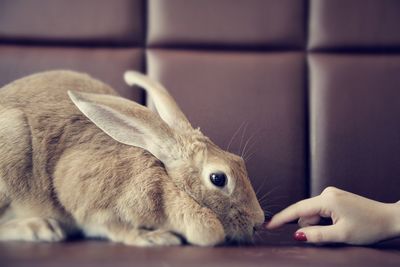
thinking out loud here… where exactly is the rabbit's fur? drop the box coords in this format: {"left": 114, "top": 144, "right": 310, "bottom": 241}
{"left": 0, "top": 70, "right": 264, "bottom": 246}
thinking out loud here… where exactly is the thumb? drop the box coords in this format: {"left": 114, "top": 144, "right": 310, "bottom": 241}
{"left": 294, "top": 225, "right": 344, "bottom": 243}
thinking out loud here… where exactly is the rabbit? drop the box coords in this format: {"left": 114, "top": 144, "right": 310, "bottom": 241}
{"left": 0, "top": 70, "right": 264, "bottom": 246}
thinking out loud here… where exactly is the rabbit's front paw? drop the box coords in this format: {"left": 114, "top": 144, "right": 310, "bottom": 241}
{"left": 124, "top": 229, "right": 182, "bottom": 247}
{"left": 185, "top": 211, "right": 225, "bottom": 246}
{"left": 0, "top": 217, "right": 66, "bottom": 242}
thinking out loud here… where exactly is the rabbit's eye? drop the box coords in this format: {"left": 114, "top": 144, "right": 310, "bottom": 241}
{"left": 210, "top": 172, "right": 227, "bottom": 187}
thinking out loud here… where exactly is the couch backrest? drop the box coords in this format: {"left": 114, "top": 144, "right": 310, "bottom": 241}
{"left": 1, "top": 0, "right": 399, "bottom": 214}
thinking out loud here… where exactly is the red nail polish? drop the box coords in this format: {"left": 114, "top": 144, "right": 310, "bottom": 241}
{"left": 294, "top": 232, "right": 307, "bottom": 242}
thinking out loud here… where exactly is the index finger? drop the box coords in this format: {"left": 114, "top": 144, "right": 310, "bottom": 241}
{"left": 266, "top": 196, "right": 325, "bottom": 229}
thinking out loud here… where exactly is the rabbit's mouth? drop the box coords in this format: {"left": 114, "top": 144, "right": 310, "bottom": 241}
{"left": 223, "top": 224, "right": 255, "bottom": 246}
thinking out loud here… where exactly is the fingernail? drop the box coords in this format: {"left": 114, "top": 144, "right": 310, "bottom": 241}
{"left": 294, "top": 232, "right": 307, "bottom": 242}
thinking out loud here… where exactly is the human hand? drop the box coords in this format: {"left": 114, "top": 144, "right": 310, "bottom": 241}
{"left": 266, "top": 187, "right": 400, "bottom": 245}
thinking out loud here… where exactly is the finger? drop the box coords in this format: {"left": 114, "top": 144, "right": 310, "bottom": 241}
{"left": 266, "top": 196, "right": 323, "bottom": 229}
{"left": 295, "top": 225, "right": 343, "bottom": 243}
{"left": 298, "top": 215, "right": 321, "bottom": 228}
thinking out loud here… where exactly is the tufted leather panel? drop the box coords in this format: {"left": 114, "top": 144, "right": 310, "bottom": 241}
{"left": 310, "top": 54, "right": 400, "bottom": 202}
{"left": 308, "top": 0, "right": 400, "bottom": 202}
{"left": 309, "top": 0, "right": 400, "bottom": 50}
{"left": 0, "top": 46, "right": 144, "bottom": 100}
{"left": 147, "top": 50, "right": 307, "bottom": 212}
{"left": 0, "top": 0, "right": 144, "bottom": 45}
{"left": 147, "top": 0, "right": 306, "bottom": 48}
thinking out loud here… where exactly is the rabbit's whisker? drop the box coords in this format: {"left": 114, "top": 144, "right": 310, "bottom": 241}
{"left": 257, "top": 185, "right": 282, "bottom": 202}
{"left": 226, "top": 121, "right": 246, "bottom": 152}
{"left": 237, "top": 122, "right": 248, "bottom": 156}
{"left": 242, "top": 139, "right": 258, "bottom": 160}
{"left": 242, "top": 129, "right": 262, "bottom": 159}
{"left": 240, "top": 131, "right": 257, "bottom": 158}
{"left": 244, "top": 149, "right": 259, "bottom": 162}
{"left": 258, "top": 190, "right": 285, "bottom": 208}
{"left": 255, "top": 177, "right": 268, "bottom": 197}
{"left": 254, "top": 175, "right": 281, "bottom": 198}
{"left": 257, "top": 189, "right": 274, "bottom": 203}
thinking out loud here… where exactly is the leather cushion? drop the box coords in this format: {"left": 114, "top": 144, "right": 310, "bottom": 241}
{"left": 310, "top": 54, "right": 400, "bottom": 202}
{"left": 148, "top": 0, "right": 305, "bottom": 48}
{"left": 309, "top": 0, "right": 400, "bottom": 50}
{"left": 0, "top": 0, "right": 144, "bottom": 45}
{"left": 0, "top": 46, "right": 144, "bottom": 101}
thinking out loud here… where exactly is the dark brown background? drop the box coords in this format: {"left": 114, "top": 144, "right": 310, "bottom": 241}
{"left": 1, "top": 0, "right": 400, "bottom": 266}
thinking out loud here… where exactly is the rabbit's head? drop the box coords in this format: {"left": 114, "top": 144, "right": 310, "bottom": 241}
{"left": 68, "top": 71, "right": 264, "bottom": 244}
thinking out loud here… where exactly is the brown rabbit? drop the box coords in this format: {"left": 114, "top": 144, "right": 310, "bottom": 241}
{"left": 0, "top": 70, "right": 264, "bottom": 246}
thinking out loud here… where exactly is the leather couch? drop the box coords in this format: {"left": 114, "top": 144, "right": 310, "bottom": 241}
{"left": 0, "top": 0, "right": 399, "bottom": 266}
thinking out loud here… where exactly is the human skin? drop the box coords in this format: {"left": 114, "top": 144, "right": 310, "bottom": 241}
{"left": 266, "top": 187, "right": 400, "bottom": 245}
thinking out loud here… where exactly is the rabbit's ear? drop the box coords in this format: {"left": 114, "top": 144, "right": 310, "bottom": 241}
{"left": 68, "top": 90, "right": 177, "bottom": 164}
{"left": 124, "top": 71, "right": 193, "bottom": 132}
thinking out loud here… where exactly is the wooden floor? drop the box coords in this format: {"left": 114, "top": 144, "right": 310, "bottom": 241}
{"left": 1, "top": 224, "right": 400, "bottom": 267}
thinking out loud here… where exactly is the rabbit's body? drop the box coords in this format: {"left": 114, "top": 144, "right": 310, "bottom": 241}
{"left": 0, "top": 70, "right": 264, "bottom": 246}
{"left": 0, "top": 71, "right": 184, "bottom": 245}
